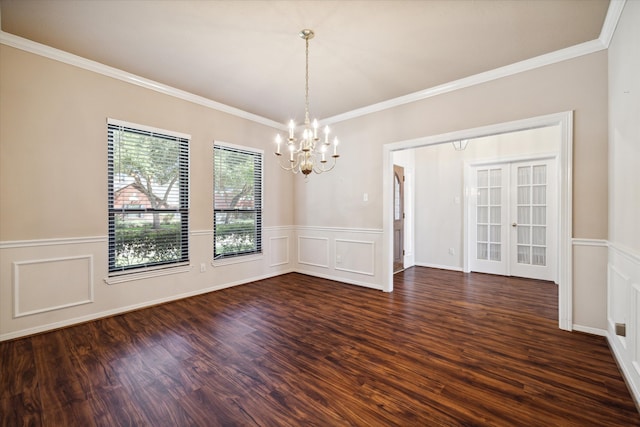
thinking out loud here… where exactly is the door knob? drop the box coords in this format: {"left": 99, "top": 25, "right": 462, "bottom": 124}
{"left": 512, "top": 222, "right": 517, "bottom": 227}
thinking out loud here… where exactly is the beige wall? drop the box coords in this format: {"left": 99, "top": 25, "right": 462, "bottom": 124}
{"left": 0, "top": 45, "right": 294, "bottom": 338}
{"left": 0, "top": 45, "right": 293, "bottom": 240}
{"left": 296, "top": 51, "right": 609, "bottom": 240}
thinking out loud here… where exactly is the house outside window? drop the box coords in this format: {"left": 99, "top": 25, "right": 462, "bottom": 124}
{"left": 108, "top": 119, "right": 190, "bottom": 273}
{"left": 213, "top": 142, "right": 263, "bottom": 259}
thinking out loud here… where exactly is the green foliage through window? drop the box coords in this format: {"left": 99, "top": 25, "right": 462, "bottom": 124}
{"left": 214, "top": 144, "right": 262, "bottom": 259}
{"left": 108, "top": 121, "right": 189, "bottom": 272}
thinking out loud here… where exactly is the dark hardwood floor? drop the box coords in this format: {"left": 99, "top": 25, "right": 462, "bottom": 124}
{"left": 1, "top": 268, "right": 639, "bottom": 426}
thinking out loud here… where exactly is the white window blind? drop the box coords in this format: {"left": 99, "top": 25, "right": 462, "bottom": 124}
{"left": 107, "top": 119, "right": 189, "bottom": 273}
{"left": 213, "top": 143, "right": 263, "bottom": 259}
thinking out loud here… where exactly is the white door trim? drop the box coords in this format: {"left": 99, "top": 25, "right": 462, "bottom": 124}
{"left": 382, "top": 111, "right": 573, "bottom": 330}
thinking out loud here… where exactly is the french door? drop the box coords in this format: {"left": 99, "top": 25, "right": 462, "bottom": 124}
{"left": 469, "top": 158, "right": 557, "bottom": 282}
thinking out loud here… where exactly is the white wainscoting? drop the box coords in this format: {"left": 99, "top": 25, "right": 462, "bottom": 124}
{"left": 335, "top": 239, "right": 375, "bottom": 276}
{"left": 0, "top": 226, "right": 385, "bottom": 340}
{"left": 608, "top": 242, "right": 640, "bottom": 406}
{"left": 13, "top": 255, "right": 94, "bottom": 317}
{"left": 269, "top": 236, "right": 289, "bottom": 267}
{"left": 295, "top": 226, "right": 383, "bottom": 290}
{"left": 298, "top": 236, "right": 329, "bottom": 268}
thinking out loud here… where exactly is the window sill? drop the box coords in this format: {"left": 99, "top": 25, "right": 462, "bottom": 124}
{"left": 212, "top": 254, "right": 263, "bottom": 267}
{"left": 104, "top": 263, "right": 191, "bottom": 285}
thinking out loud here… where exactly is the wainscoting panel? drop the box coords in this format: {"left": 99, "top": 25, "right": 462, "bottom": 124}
{"left": 607, "top": 242, "right": 640, "bottom": 406}
{"left": 270, "top": 236, "right": 289, "bottom": 267}
{"left": 298, "top": 236, "right": 329, "bottom": 268}
{"left": 609, "top": 263, "right": 630, "bottom": 349}
{"left": 335, "top": 239, "right": 375, "bottom": 276}
{"left": 13, "top": 255, "right": 94, "bottom": 317}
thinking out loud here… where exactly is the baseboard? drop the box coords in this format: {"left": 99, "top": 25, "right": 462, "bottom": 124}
{"left": 572, "top": 324, "right": 607, "bottom": 336}
{"left": 414, "top": 262, "right": 463, "bottom": 272}
{"left": 294, "top": 268, "right": 384, "bottom": 292}
{"left": 607, "top": 331, "right": 640, "bottom": 411}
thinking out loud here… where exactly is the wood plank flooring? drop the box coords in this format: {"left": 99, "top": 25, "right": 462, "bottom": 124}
{"left": 1, "top": 268, "right": 639, "bottom": 426}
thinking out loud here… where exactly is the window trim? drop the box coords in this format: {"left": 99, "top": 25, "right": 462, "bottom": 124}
{"left": 213, "top": 140, "right": 264, "bottom": 260}
{"left": 107, "top": 118, "right": 190, "bottom": 275}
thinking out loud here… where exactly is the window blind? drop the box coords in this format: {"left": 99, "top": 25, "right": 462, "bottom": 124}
{"left": 213, "top": 143, "right": 263, "bottom": 259}
{"left": 108, "top": 120, "right": 189, "bottom": 272}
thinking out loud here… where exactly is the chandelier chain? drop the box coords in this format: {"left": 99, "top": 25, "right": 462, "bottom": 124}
{"left": 304, "top": 36, "right": 310, "bottom": 125}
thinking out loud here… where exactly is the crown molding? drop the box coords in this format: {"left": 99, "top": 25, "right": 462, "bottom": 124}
{"left": 323, "top": 39, "right": 606, "bottom": 125}
{"left": 599, "top": 0, "right": 626, "bottom": 48}
{"left": 0, "top": 30, "right": 285, "bottom": 130}
{"left": 1, "top": 0, "right": 625, "bottom": 129}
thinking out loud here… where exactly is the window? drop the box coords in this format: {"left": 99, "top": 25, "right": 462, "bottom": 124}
{"left": 214, "top": 142, "right": 262, "bottom": 259}
{"left": 108, "top": 119, "right": 189, "bottom": 273}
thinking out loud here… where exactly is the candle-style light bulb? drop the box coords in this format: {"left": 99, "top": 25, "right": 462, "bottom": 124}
{"left": 333, "top": 137, "right": 339, "bottom": 156}
{"left": 313, "top": 119, "right": 319, "bottom": 139}
{"left": 288, "top": 120, "right": 295, "bottom": 139}
{"left": 324, "top": 125, "right": 330, "bottom": 144}
{"left": 275, "top": 134, "right": 282, "bottom": 155}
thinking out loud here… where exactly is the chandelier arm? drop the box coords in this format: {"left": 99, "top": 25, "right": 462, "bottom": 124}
{"left": 312, "top": 157, "right": 337, "bottom": 174}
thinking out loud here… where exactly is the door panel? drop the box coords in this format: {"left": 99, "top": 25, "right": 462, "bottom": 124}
{"left": 470, "top": 165, "right": 508, "bottom": 275}
{"left": 469, "top": 158, "right": 557, "bottom": 282}
{"left": 510, "top": 160, "right": 556, "bottom": 281}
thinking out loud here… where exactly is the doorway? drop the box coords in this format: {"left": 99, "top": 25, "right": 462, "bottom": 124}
{"left": 382, "top": 111, "right": 573, "bottom": 330}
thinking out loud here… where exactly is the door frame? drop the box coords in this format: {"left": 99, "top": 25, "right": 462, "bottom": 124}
{"left": 393, "top": 164, "right": 405, "bottom": 273}
{"left": 382, "top": 111, "right": 573, "bottom": 331}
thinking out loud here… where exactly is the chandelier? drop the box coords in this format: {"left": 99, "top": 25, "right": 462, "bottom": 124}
{"left": 275, "top": 29, "right": 339, "bottom": 176}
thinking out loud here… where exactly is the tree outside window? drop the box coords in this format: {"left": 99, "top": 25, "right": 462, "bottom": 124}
{"left": 108, "top": 121, "right": 189, "bottom": 272}
{"left": 214, "top": 143, "right": 262, "bottom": 259}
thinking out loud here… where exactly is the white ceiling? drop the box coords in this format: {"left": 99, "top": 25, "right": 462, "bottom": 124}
{"left": 0, "top": 0, "right": 610, "bottom": 124}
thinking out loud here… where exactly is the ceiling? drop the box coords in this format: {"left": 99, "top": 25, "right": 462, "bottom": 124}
{"left": 0, "top": 0, "right": 610, "bottom": 125}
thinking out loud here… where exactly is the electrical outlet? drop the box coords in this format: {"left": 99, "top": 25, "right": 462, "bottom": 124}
{"left": 336, "top": 255, "right": 342, "bottom": 264}
{"left": 200, "top": 263, "right": 206, "bottom": 273}
{"left": 448, "top": 248, "right": 455, "bottom": 255}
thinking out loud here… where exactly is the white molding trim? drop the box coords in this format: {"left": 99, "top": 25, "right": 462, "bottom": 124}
{"left": 295, "top": 225, "right": 383, "bottom": 235}
{"left": 105, "top": 263, "right": 191, "bottom": 285}
{"left": 295, "top": 269, "right": 383, "bottom": 292}
{"left": 609, "top": 242, "right": 640, "bottom": 264}
{"left": 212, "top": 254, "right": 264, "bottom": 267}
{"left": 2, "top": 0, "right": 625, "bottom": 131}
{"left": 0, "top": 31, "right": 283, "bottom": 130}
{"left": 334, "top": 239, "right": 375, "bottom": 276}
{"left": 297, "top": 236, "right": 330, "bottom": 268}
{"left": 599, "top": 0, "right": 627, "bottom": 48}
{"left": 0, "top": 269, "right": 294, "bottom": 342}
{"left": 608, "top": 332, "right": 640, "bottom": 407}
{"left": 324, "top": 40, "right": 604, "bottom": 125}
{"left": 1, "top": 0, "right": 624, "bottom": 130}
{"left": 269, "top": 236, "right": 290, "bottom": 267}
{"left": 383, "top": 111, "right": 574, "bottom": 330}
{"left": 572, "top": 324, "right": 607, "bottom": 337}
{"left": 414, "top": 262, "right": 463, "bottom": 273}
{"left": 13, "top": 255, "right": 94, "bottom": 317}
{"left": 0, "top": 236, "right": 107, "bottom": 249}
{"left": 572, "top": 238, "right": 608, "bottom": 247}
